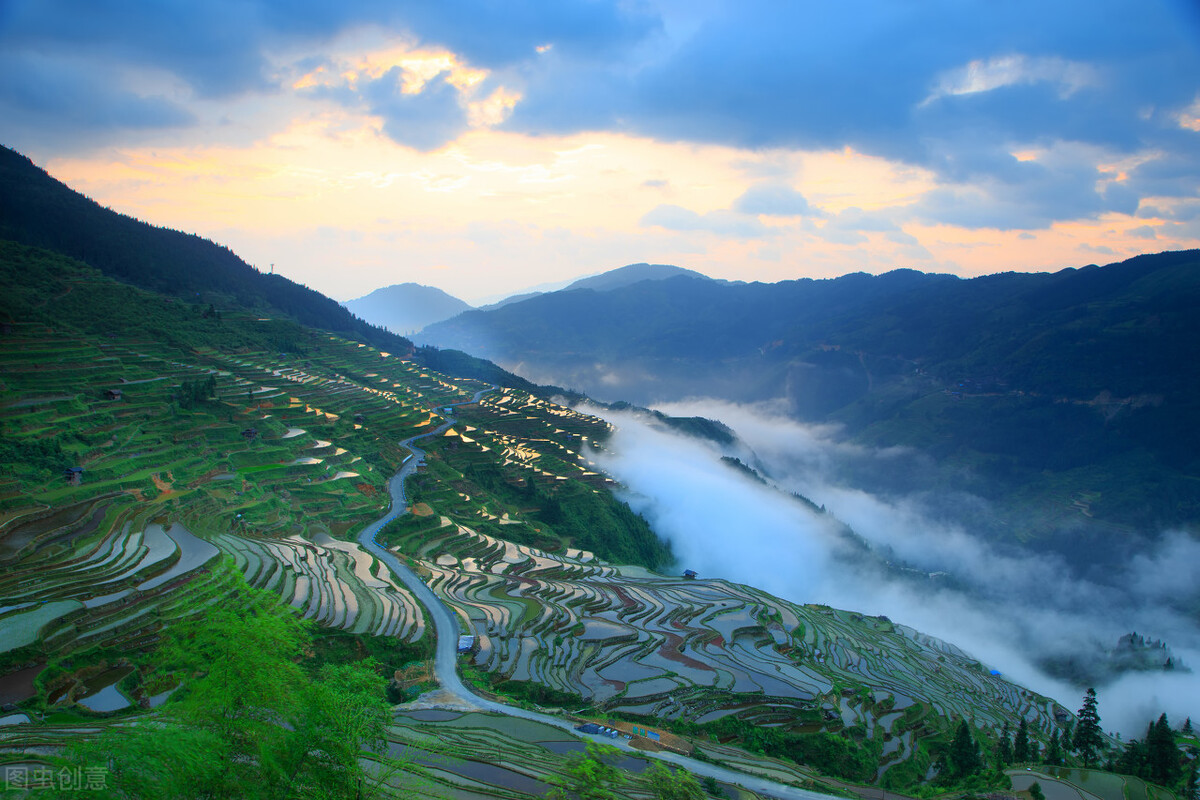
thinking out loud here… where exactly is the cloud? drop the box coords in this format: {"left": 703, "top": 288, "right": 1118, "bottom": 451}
{"left": 362, "top": 69, "right": 469, "bottom": 152}
{"left": 640, "top": 203, "right": 768, "bottom": 238}
{"left": 921, "top": 55, "right": 1097, "bottom": 106}
{"left": 588, "top": 398, "right": 1200, "bottom": 736}
{"left": 0, "top": 52, "right": 195, "bottom": 149}
{"left": 732, "top": 183, "right": 818, "bottom": 217}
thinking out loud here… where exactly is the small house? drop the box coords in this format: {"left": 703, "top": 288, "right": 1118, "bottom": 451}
{"left": 105, "top": 388, "right": 123, "bottom": 401}
{"left": 241, "top": 428, "right": 258, "bottom": 441}
{"left": 64, "top": 466, "right": 84, "bottom": 485}
{"left": 682, "top": 569, "right": 698, "bottom": 579}
{"left": 456, "top": 635, "right": 475, "bottom": 654}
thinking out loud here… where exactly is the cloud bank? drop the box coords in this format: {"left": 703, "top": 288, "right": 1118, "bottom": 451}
{"left": 588, "top": 399, "right": 1200, "bottom": 736}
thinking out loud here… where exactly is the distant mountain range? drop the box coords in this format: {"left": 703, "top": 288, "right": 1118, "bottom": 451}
{"left": 343, "top": 283, "right": 473, "bottom": 334}
{"left": 421, "top": 252, "right": 1200, "bottom": 540}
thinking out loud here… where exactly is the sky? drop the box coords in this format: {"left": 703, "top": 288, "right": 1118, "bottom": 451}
{"left": 2, "top": 0, "right": 1199, "bottom": 304}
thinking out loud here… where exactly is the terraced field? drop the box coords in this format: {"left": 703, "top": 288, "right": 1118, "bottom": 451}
{"left": 0, "top": 317, "right": 495, "bottom": 717}
{"left": 386, "top": 511, "right": 1066, "bottom": 777}
{"left": 0, "top": 265, "right": 1080, "bottom": 792}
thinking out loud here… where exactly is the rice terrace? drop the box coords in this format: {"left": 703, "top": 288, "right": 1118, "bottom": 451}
{"left": 0, "top": 144, "right": 1196, "bottom": 797}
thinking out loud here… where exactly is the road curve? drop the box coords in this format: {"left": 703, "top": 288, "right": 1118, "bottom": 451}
{"left": 357, "top": 389, "right": 840, "bottom": 800}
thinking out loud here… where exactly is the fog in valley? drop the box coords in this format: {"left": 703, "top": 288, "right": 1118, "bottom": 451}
{"left": 584, "top": 399, "right": 1200, "bottom": 737}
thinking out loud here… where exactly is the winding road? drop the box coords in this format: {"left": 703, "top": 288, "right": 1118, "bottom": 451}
{"left": 357, "top": 388, "right": 840, "bottom": 800}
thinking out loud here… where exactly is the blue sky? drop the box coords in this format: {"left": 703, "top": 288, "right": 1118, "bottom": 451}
{"left": 2, "top": 0, "right": 1198, "bottom": 302}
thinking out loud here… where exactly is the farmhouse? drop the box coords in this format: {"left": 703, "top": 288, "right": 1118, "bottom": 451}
{"left": 64, "top": 466, "right": 84, "bottom": 485}
{"left": 105, "top": 388, "right": 122, "bottom": 401}
{"left": 456, "top": 635, "right": 475, "bottom": 653}
{"left": 682, "top": 569, "right": 698, "bottom": 579}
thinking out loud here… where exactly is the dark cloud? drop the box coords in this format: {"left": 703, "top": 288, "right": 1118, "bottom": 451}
{"left": 0, "top": 52, "right": 194, "bottom": 150}
{"left": 360, "top": 69, "right": 468, "bottom": 152}
{"left": 503, "top": 0, "right": 1200, "bottom": 225}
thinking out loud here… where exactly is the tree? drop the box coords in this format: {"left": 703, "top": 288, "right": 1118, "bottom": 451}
{"left": 1146, "top": 713, "right": 1179, "bottom": 787}
{"left": 1074, "top": 688, "right": 1103, "bottom": 768}
{"left": 1014, "top": 719, "right": 1031, "bottom": 763}
{"left": 1045, "top": 730, "right": 1063, "bottom": 766}
{"left": 1030, "top": 781, "right": 1046, "bottom": 800}
{"left": 646, "top": 762, "right": 705, "bottom": 800}
{"left": 996, "top": 722, "right": 1014, "bottom": 766}
{"left": 1183, "top": 717, "right": 1194, "bottom": 737}
{"left": 1185, "top": 762, "right": 1197, "bottom": 800}
{"left": 51, "top": 578, "right": 401, "bottom": 799}
{"left": 948, "top": 720, "right": 983, "bottom": 780}
{"left": 547, "top": 741, "right": 623, "bottom": 800}
{"left": 701, "top": 774, "right": 725, "bottom": 797}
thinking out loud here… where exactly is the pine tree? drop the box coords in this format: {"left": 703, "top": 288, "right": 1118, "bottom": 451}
{"left": 949, "top": 719, "right": 983, "bottom": 779}
{"left": 1183, "top": 717, "right": 1194, "bottom": 737}
{"left": 1045, "top": 730, "right": 1063, "bottom": 766}
{"left": 1146, "top": 713, "right": 1179, "bottom": 786}
{"left": 997, "top": 722, "right": 1014, "bottom": 766}
{"left": 1015, "top": 719, "right": 1031, "bottom": 763}
{"left": 1074, "top": 688, "right": 1103, "bottom": 768}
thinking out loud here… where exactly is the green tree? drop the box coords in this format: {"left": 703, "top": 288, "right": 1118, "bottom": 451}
{"left": 1184, "top": 762, "right": 1197, "bottom": 800}
{"left": 1074, "top": 688, "right": 1103, "bottom": 768}
{"left": 1014, "top": 719, "right": 1030, "bottom": 763}
{"left": 1045, "top": 730, "right": 1063, "bottom": 766}
{"left": 1029, "top": 781, "right": 1046, "bottom": 800}
{"left": 646, "top": 762, "right": 705, "bottom": 800}
{"left": 547, "top": 741, "right": 623, "bottom": 800}
{"left": 1146, "top": 713, "right": 1179, "bottom": 787}
{"left": 996, "top": 722, "right": 1014, "bottom": 766}
{"left": 948, "top": 719, "right": 983, "bottom": 780}
{"left": 701, "top": 774, "right": 725, "bottom": 796}
{"left": 51, "top": 579, "right": 400, "bottom": 799}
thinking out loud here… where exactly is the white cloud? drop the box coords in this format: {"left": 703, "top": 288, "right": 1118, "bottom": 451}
{"left": 921, "top": 54, "right": 1098, "bottom": 106}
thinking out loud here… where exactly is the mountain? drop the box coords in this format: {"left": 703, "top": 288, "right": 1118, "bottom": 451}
{"left": 343, "top": 282, "right": 472, "bottom": 334}
{"left": 561, "top": 261, "right": 712, "bottom": 292}
{"left": 419, "top": 253, "right": 1200, "bottom": 538}
{"left": 474, "top": 262, "right": 714, "bottom": 311}
{"left": 0, "top": 145, "right": 410, "bottom": 355}
{"left": 0, "top": 241, "right": 1083, "bottom": 796}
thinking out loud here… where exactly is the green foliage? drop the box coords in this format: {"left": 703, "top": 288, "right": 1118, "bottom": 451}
{"left": 1030, "top": 781, "right": 1046, "bottom": 800}
{"left": 946, "top": 719, "right": 983, "bottom": 780}
{"left": 674, "top": 715, "right": 878, "bottom": 783}
{"left": 49, "top": 578, "right": 402, "bottom": 799}
{"left": 1014, "top": 719, "right": 1031, "bottom": 763}
{"left": 177, "top": 375, "right": 217, "bottom": 409}
{"left": 645, "top": 761, "right": 705, "bottom": 800}
{"left": 546, "top": 741, "right": 623, "bottom": 800}
{"left": 1074, "top": 688, "right": 1104, "bottom": 768}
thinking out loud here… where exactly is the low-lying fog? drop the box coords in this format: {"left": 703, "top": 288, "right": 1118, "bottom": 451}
{"left": 584, "top": 398, "right": 1200, "bottom": 737}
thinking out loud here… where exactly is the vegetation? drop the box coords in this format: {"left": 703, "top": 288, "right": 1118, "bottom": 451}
{"left": 47, "top": 578, "right": 403, "bottom": 799}
{"left": 422, "top": 249, "right": 1200, "bottom": 537}
{"left": 0, "top": 146, "right": 412, "bottom": 355}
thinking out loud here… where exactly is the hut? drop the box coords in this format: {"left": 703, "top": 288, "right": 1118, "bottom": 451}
{"left": 64, "top": 466, "right": 84, "bottom": 485}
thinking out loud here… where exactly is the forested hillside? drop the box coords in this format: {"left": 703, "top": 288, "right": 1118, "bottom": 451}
{"left": 421, "top": 253, "right": 1200, "bottom": 535}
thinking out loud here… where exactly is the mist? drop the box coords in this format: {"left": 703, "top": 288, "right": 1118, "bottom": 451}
{"left": 584, "top": 398, "right": 1200, "bottom": 737}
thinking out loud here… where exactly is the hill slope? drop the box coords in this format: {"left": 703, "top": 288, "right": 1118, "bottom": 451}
{"left": 0, "top": 145, "right": 411, "bottom": 354}
{"left": 420, "top": 253, "right": 1200, "bottom": 535}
